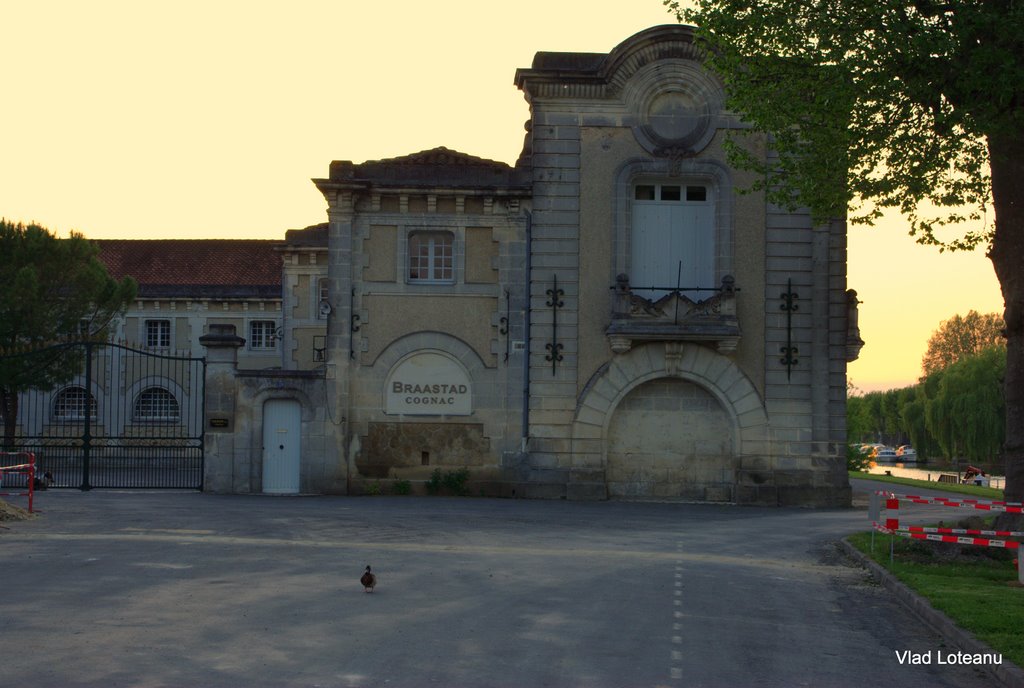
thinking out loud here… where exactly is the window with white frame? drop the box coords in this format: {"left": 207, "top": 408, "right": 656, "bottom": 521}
{"left": 316, "top": 277, "right": 330, "bottom": 319}
{"left": 408, "top": 231, "right": 454, "bottom": 283}
{"left": 133, "top": 387, "right": 180, "bottom": 421}
{"left": 249, "top": 320, "right": 278, "bottom": 350}
{"left": 145, "top": 319, "right": 171, "bottom": 349}
{"left": 53, "top": 386, "right": 97, "bottom": 420}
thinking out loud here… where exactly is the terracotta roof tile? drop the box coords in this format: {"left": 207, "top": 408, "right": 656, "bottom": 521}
{"left": 95, "top": 239, "right": 282, "bottom": 299}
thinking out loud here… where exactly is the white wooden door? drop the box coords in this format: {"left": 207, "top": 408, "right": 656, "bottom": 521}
{"left": 262, "top": 399, "right": 301, "bottom": 494}
{"left": 631, "top": 185, "right": 714, "bottom": 300}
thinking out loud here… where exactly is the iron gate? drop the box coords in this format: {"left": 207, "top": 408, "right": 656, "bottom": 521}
{"left": 0, "top": 341, "right": 205, "bottom": 490}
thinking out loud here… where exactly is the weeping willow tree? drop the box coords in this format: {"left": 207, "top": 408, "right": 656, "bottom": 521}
{"left": 924, "top": 346, "right": 1005, "bottom": 463}
{"left": 899, "top": 395, "right": 937, "bottom": 461}
{"left": 847, "top": 349, "right": 1003, "bottom": 463}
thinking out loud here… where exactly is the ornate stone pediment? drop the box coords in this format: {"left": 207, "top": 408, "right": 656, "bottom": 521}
{"left": 606, "top": 274, "right": 741, "bottom": 355}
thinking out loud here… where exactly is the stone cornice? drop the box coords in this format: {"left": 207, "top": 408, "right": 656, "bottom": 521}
{"left": 515, "top": 25, "right": 711, "bottom": 101}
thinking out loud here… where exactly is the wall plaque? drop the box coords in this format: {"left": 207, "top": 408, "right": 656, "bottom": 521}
{"left": 385, "top": 351, "right": 472, "bottom": 416}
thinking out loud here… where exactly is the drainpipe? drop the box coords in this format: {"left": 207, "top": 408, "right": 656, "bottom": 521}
{"left": 521, "top": 210, "right": 532, "bottom": 453}
{"left": 279, "top": 280, "right": 288, "bottom": 370}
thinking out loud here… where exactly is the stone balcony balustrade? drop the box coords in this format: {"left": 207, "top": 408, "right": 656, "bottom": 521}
{"left": 605, "top": 273, "right": 741, "bottom": 355}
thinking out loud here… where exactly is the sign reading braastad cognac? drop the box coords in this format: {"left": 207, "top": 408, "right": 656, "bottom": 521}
{"left": 385, "top": 351, "right": 472, "bottom": 415}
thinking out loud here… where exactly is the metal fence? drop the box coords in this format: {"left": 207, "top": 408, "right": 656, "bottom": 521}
{"left": 0, "top": 341, "right": 205, "bottom": 490}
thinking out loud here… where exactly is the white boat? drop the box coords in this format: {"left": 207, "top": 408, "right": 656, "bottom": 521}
{"left": 875, "top": 448, "right": 898, "bottom": 461}
{"left": 896, "top": 445, "right": 918, "bottom": 461}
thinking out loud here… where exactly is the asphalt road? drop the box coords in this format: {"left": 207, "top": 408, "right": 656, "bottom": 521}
{"left": 0, "top": 486, "right": 1002, "bottom": 688}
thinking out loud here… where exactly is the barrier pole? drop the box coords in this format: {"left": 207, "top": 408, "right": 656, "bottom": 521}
{"left": 885, "top": 495, "right": 900, "bottom": 531}
{"left": 869, "top": 492, "right": 882, "bottom": 552}
{"left": 0, "top": 451, "right": 36, "bottom": 513}
{"left": 27, "top": 453, "right": 35, "bottom": 514}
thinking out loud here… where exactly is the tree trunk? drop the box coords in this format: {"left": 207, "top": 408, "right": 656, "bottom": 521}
{"left": 1, "top": 388, "right": 18, "bottom": 451}
{"left": 987, "top": 129, "right": 1024, "bottom": 506}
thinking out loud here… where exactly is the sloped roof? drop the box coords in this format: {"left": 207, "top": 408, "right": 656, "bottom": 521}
{"left": 283, "top": 222, "right": 328, "bottom": 247}
{"left": 95, "top": 239, "right": 282, "bottom": 299}
{"left": 319, "top": 146, "right": 531, "bottom": 190}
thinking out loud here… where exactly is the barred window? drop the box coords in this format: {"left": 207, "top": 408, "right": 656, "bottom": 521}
{"left": 53, "top": 387, "right": 97, "bottom": 420}
{"left": 408, "top": 231, "right": 454, "bottom": 283}
{"left": 133, "top": 387, "right": 180, "bottom": 421}
{"left": 249, "top": 320, "right": 278, "bottom": 350}
{"left": 145, "top": 319, "right": 171, "bottom": 349}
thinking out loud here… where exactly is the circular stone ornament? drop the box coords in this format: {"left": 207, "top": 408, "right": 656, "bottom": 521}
{"left": 624, "top": 61, "right": 723, "bottom": 157}
{"left": 645, "top": 90, "right": 711, "bottom": 148}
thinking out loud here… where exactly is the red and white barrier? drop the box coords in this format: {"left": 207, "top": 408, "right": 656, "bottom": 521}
{"left": 901, "top": 525, "right": 1024, "bottom": 538}
{"left": 0, "top": 452, "right": 37, "bottom": 513}
{"left": 869, "top": 490, "right": 1023, "bottom": 583}
{"left": 873, "top": 521, "right": 1020, "bottom": 550}
{"left": 891, "top": 493, "right": 1024, "bottom": 513}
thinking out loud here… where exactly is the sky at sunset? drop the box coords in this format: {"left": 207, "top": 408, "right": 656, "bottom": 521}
{"left": 2, "top": 1, "right": 1004, "bottom": 392}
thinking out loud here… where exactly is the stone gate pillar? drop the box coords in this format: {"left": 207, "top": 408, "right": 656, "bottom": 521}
{"left": 199, "top": 324, "right": 244, "bottom": 492}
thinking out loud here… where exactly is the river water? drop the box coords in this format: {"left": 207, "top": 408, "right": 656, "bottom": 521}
{"left": 867, "top": 462, "right": 1006, "bottom": 490}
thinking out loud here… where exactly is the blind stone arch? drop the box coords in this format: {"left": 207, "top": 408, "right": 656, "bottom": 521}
{"left": 572, "top": 342, "right": 769, "bottom": 468}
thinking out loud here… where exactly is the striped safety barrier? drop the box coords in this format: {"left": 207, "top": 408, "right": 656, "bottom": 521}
{"left": 891, "top": 494, "right": 1024, "bottom": 513}
{"left": 873, "top": 521, "right": 1021, "bottom": 550}
{"left": 869, "top": 490, "right": 1024, "bottom": 583}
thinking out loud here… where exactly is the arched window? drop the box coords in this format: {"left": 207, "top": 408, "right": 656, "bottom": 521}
{"left": 53, "top": 387, "right": 97, "bottom": 420}
{"left": 133, "top": 387, "right": 180, "bottom": 421}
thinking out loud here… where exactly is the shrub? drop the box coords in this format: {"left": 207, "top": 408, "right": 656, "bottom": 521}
{"left": 442, "top": 467, "right": 471, "bottom": 496}
{"left": 847, "top": 444, "right": 871, "bottom": 472}
{"left": 425, "top": 467, "right": 470, "bottom": 496}
{"left": 426, "top": 468, "right": 443, "bottom": 495}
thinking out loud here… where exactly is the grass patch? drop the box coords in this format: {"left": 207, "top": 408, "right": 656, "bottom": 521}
{"left": 847, "top": 530, "right": 1024, "bottom": 667}
{"left": 849, "top": 471, "right": 1004, "bottom": 500}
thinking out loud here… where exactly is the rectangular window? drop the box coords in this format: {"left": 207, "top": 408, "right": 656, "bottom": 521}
{"left": 660, "top": 185, "right": 681, "bottom": 201}
{"left": 249, "top": 320, "right": 278, "bottom": 350}
{"left": 408, "top": 231, "right": 454, "bottom": 283}
{"left": 686, "top": 185, "right": 708, "bottom": 202}
{"left": 145, "top": 319, "right": 171, "bottom": 349}
{"left": 316, "top": 277, "right": 330, "bottom": 319}
{"left": 635, "top": 185, "right": 656, "bottom": 201}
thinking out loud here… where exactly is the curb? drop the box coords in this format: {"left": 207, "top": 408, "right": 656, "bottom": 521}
{"left": 839, "top": 538, "right": 1024, "bottom": 688}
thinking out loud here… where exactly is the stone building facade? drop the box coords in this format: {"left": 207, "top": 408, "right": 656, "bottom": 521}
{"left": 238, "top": 25, "right": 858, "bottom": 505}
